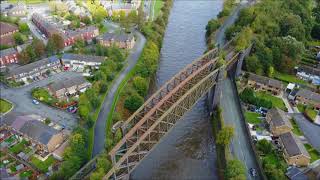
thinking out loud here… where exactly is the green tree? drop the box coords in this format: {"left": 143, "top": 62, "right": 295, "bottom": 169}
{"left": 13, "top": 32, "right": 24, "bottom": 45}
{"left": 124, "top": 94, "right": 144, "bottom": 112}
{"left": 234, "top": 27, "right": 253, "bottom": 51}
{"left": 133, "top": 76, "right": 148, "bottom": 96}
{"left": 256, "top": 139, "right": 273, "bottom": 154}
{"left": 311, "top": 23, "right": 320, "bottom": 40}
{"left": 18, "top": 23, "right": 30, "bottom": 33}
{"left": 32, "top": 39, "right": 45, "bottom": 58}
{"left": 47, "top": 34, "right": 64, "bottom": 54}
{"left": 216, "top": 126, "right": 234, "bottom": 146}
{"left": 225, "top": 159, "right": 246, "bottom": 180}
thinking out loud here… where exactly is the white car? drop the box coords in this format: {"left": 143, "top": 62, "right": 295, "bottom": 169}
{"left": 32, "top": 99, "right": 39, "bottom": 105}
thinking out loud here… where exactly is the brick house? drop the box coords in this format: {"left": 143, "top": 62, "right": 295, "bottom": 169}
{"left": 0, "top": 47, "right": 18, "bottom": 67}
{"left": 5, "top": 56, "right": 61, "bottom": 82}
{"left": 266, "top": 108, "right": 293, "bottom": 136}
{"left": 248, "top": 73, "right": 284, "bottom": 95}
{"left": 279, "top": 132, "right": 311, "bottom": 167}
{"left": 61, "top": 53, "right": 105, "bottom": 70}
{"left": 1, "top": 114, "right": 64, "bottom": 153}
{"left": 0, "top": 22, "right": 19, "bottom": 46}
{"left": 295, "top": 89, "right": 320, "bottom": 109}
{"left": 97, "top": 32, "right": 135, "bottom": 49}
{"left": 1, "top": 3, "right": 26, "bottom": 17}
{"left": 32, "top": 13, "right": 99, "bottom": 47}
{"left": 48, "top": 76, "right": 91, "bottom": 100}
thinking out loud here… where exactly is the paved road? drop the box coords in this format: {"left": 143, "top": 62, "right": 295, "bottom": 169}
{"left": 26, "top": 4, "right": 49, "bottom": 44}
{"left": 0, "top": 72, "right": 81, "bottom": 129}
{"left": 220, "top": 78, "right": 261, "bottom": 180}
{"left": 92, "top": 31, "right": 146, "bottom": 157}
{"left": 292, "top": 113, "right": 320, "bottom": 152}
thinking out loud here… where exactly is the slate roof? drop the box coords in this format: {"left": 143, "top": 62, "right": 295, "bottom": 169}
{"left": 286, "top": 167, "right": 308, "bottom": 180}
{"left": 296, "top": 89, "right": 320, "bottom": 103}
{"left": 280, "top": 132, "right": 310, "bottom": 158}
{"left": 0, "top": 22, "right": 18, "bottom": 35}
{"left": 0, "top": 47, "right": 17, "bottom": 57}
{"left": 298, "top": 65, "right": 320, "bottom": 76}
{"left": 98, "top": 32, "right": 134, "bottom": 42}
{"left": 62, "top": 53, "right": 105, "bottom": 63}
{"left": 248, "top": 73, "right": 283, "bottom": 89}
{"left": 49, "top": 76, "right": 89, "bottom": 92}
{"left": 267, "top": 108, "right": 293, "bottom": 128}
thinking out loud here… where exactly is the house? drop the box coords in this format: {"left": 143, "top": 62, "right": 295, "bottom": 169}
{"left": 279, "top": 132, "right": 310, "bottom": 166}
{"left": 5, "top": 56, "right": 61, "bottom": 82}
{"left": 0, "top": 48, "right": 19, "bottom": 67}
{"left": 97, "top": 32, "right": 135, "bottom": 49}
{"left": 32, "top": 13, "right": 99, "bottom": 47}
{"left": 1, "top": 3, "right": 26, "bottom": 17}
{"left": 62, "top": 53, "right": 105, "bottom": 70}
{"left": 266, "top": 108, "right": 293, "bottom": 136}
{"left": 52, "top": 140, "right": 69, "bottom": 161}
{"left": 48, "top": 76, "right": 91, "bottom": 100}
{"left": 247, "top": 73, "right": 283, "bottom": 95}
{"left": 295, "top": 89, "right": 320, "bottom": 109}
{"left": 100, "top": 0, "right": 141, "bottom": 16}
{"left": 1, "top": 114, "right": 64, "bottom": 153}
{"left": 0, "top": 22, "right": 19, "bottom": 46}
{"left": 297, "top": 66, "right": 320, "bottom": 85}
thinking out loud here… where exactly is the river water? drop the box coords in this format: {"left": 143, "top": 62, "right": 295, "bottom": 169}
{"left": 131, "top": 0, "right": 223, "bottom": 179}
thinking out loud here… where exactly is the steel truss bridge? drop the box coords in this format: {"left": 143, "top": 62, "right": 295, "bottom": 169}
{"left": 103, "top": 41, "right": 243, "bottom": 180}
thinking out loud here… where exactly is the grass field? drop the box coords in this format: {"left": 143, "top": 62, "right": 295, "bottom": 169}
{"left": 20, "top": 170, "right": 33, "bottom": 178}
{"left": 256, "top": 91, "right": 287, "bottom": 111}
{"left": 8, "top": 139, "right": 28, "bottom": 154}
{"left": 153, "top": 0, "right": 164, "bottom": 19}
{"left": 244, "top": 112, "right": 261, "bottom": 124}
{"left": 0, "top": 98, "right": 13, "bottom": 114}
{"left": 297, "top": 104, "right": 318, "bottom": 121}
{"left": 30, "top": 155, "right": 56, "bottom": 172}
{"left": 274, "top": 72, "right": 308, "bottom": 85}
{"left": 304, "top": 144, "right": 320, "bottom": 162}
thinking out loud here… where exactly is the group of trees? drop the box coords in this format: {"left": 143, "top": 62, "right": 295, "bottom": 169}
{"left": 18, "top": 39, "right": 46, "bottom": 64}
{"left": 225, "top": 0, "right": 318, "bottom": 75}
{"left": 239, "top": 88, "right": 272, "bottom": 109}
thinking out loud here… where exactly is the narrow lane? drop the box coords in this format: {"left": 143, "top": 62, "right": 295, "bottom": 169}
{"left": 92, "top": 31, "right": 146, "bottom": 157}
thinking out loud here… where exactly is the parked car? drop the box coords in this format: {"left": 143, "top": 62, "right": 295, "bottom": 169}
{"left": 32, "top": 99, "right": 39, "bottom": 105}
{"left": 250, "top": 168, "right": 257, "bottom": 177}
{"left": 71, "top": 107, "right": 78, "bottom": 114}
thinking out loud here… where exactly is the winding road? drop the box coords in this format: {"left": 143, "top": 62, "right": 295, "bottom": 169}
{"left": 92, "top": 31, "right": 146, "bottom": 157}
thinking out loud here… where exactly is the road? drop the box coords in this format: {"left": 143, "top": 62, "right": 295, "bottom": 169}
{"left": 292, "top": 113, "right": 320, "bottom": 152}
{"left": 26, "top": 3, "right": 49, "bottom": 44}
{"left": 92, "top": 31, "right": 146, "bottom": 157}
{"left": 0, "top": 71, "right": 81, "bottom": 130}
{"left": 220, "top": 78, "right": 261, "bottom": 180}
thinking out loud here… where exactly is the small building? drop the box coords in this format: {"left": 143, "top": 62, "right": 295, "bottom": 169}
{"left": 1, "top": 114, "right": 65, "bottom": 153}
{"left": 297, "top": 66, "right": 320, "bottom": 86}
{"left": 52, "top": 140, "right": 69, "bottom": 161}
{"left": 266, "top": 108, "right": 293, "bottom": 136}
{"left": 279, "top": 132, "right": 310, "bottom": 167}
{"left": 0, "top": 22, "right": 19, "bottom": 46}
{"left": 0, "top": 47, "right": 19, "bottom": 67}
{"left": 62, "top": 53, "right": 105, "bottom": 70}
{"left": 247, "top": 73, "right": 283, "bottom": 95}
{"left": 97, "top": 32, "right": 135, "bottom": 49}
{"left": 1, "top": 3, "right": 26, "bottom": 17}
{"left": 48, "top": 76, "right": 91, "bottom": 100}
{"left": 295, "top": 89, "right": 320, "bottom": 109}
{"left": 5, "top": 56, "right": 61, "bottom": 82}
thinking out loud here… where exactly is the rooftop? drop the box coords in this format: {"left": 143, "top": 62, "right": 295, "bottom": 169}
{"left": 0, "top": 47, "right": 17, "bottom": 57}
{"left": 248, "top": 73, "right": 283, "bottom": 89}
{"left": 0, "top": 22, "right": 18, "bottom": 35}
{"left": 296, "top": 89, "right": 320, "bottom": 103}
{"left": 267, "top": 108, "right": 292, "bottom": 128}
{"left": 62, "top": 53, "right": 105, "bottom": 63}
{"left": 298, "top": 65, "right": 320, "bottom": 77}
{"left": 280, "top": 132, "right": 310, "bottom": 158}
{"left": 98, "top": 32, "right": 134, "bottom": 42}
{"left": 49, "top": 76, "right": 90, "bottom": 92}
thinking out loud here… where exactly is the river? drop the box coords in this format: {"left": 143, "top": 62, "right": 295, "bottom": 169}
{"left": 131, "top": 0, "right": 223, "bottom": 179}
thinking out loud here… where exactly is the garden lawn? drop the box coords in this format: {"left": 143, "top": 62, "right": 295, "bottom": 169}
{"left": 274, "top": 72, "right": 308, "bottom": 85}
{"left": 305, "top": 108, "right": 317, "bottom": 121}
{"left": 20, "top": 170, "right": 33, "bottom": 178}
{"left": 153, "top": 0, "right": 164, "bottom": 19}
{"left": 244, "top": 112, "right": 261, "bottom": 124}
{"left": 0, "top": 99, "right": 13, "bottom": 114}
{"left": 8, "top": 139, "right": 28, "bottom": 154}
{"left": 304, "top": 144, "right": 320, "bottom": 162}
{"left": 30, "top": 155, "right": 56, "bottom": 172}
{"left": 256, "top": 91, "right": 286, "bottom": 111}
{"left": 290, "top": 119, "right": 303, "bottom": 136}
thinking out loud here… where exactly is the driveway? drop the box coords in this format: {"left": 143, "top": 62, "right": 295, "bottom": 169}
{"left": 92, "top": 31, "right": 146, "bottom": 157}
{"left": 220, "top": 78, "right": 261, "bottom": 180}
{"left": 292, "top": 113, "right": 320, "bottom": 152}
{"left": 0, "top": 71, "right": 81, "bottom": 130}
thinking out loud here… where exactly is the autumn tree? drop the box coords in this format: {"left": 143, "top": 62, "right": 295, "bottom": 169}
{"left": 225, "top": 159, "right": 246, "bottom": 180}
{"left": 133, "top": 76, "right": 148, "bottom": 96}
{"left": 47, "top": 34, "right": 64, "bottom": 54}
{"left": 216, "top": 126, "right": 234, "bottom": 146}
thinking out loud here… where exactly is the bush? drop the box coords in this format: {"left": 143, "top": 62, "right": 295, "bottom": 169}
{"left": 240, "top": 88, "right": 272, "bottom": 108}
{"left": 124, "top": 94, "right": 144, "bottom": 112}
{"left": 133, "top": 76, "right": 148, "bottom": 96}
{"left": 225, "top": 159, "right": 246, "bottom": 180}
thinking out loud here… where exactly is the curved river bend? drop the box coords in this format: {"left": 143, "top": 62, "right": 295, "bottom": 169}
{"left": 132, "top": 0, "right": 223, "bottom": 179}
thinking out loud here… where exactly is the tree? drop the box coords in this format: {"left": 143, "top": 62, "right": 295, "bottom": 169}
{"left": 216, "top": 126, "right": 234, "bottom": 146}
{"left": 137, "top": 3, "right": 144, "bottom": 28}
{"left": 18, "top": 50, "right": 31, "bottom": 64}
{"left": 32, "top": 39, "right": 45, "bottom": 58}
{"left": 133, "top": 76, "right": 148, "bottom": 96}
{"left": 13, "top": 32, "right": 24, "bottom": 45}
{"left": 225, "top": 159, "right": 246, "bottom": 180}
{"left": 47, "top": 34, "right": 64, "bottom": 54}
{"left": 311, "top": 23, "right": 320, "bottom": 40}
{"left": 267, "top": 66, "right": 274, "bottom": 78}
{"left": 256, "top": 139, "right": 273, "bottom": 154}
{"left": 18, "top": 23, "right": 30, "bottom": 33}
{"left": 234, "top": 27, "right": 253, "bottom": 51}
{"left": 124, "top": 94, "right": 144, "bottom": 112}
{"left": 99, "top": 82, "right": 108, "bottom": 94}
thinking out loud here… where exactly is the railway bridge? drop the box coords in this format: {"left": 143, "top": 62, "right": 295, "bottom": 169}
{"left": 102, "top": 40, "right": 249, "bottom": 179}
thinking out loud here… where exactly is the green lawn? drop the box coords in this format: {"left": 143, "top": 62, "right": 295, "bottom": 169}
{"left": 244, "top": 112, "right": 261, "bottom": 124}
{"left": 290, "top": 118, "right": 303, "bottom": 136}
{"left": 274, "top": 72, "right": 308, "bottom": 85}
{"left": 304, "top": 144, "right": 320, "bottom": 162}
{"left": 20, "top": 170, "right": 33, "bottom": 178}
{"left": 9, "top": 0, "right": 47, "bottom": 4}
{"left": 153, "top": 0, "right": 164, "bottom": 19}
{"left": 30, "top": 155, "right": 56, "bottom": 172}
{"left": 8, "top": 139, "right": 28, "bottom": 154}
{"left": 0, "top": 98, "right": 13, "bottom": 114}
{"left": 4, "top": 136, "right": 16, "bottom": 144}
{"left": 305, "top": 108, "right": 317, "bottom": 121}
{"left": 256, "top": 91, "right": 287, "bottom": 111}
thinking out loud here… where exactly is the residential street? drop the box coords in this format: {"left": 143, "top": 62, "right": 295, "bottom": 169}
{"left": 0, "top": 71, "right": 81, "bottom": 129}
{"left": 220, "top": 78, "right": 261, "bottom": 180}
{"left": 92, "top": 31, "right": 146, "bottom": 157}
{"left": 292, "top": 113, "right": 320, "bottom": 152}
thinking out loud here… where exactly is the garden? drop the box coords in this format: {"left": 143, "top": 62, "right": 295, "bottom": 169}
{"left": 30, "top": 155, "right": 56, "bottom": 173}
{"left": 304, "top": 144, "right": 320, "bottom": 163}
{"left": 0, "top": 98, "right": 13, "bottom": 114}
{"left": 8, "top": 139, "right": 29, "bottom": 154}
{"left": 297, "top": 104, "right": 318, "bottom": 121}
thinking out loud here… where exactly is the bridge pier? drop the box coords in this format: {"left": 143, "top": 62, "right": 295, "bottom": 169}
{"left": 208, "top": 67, "right": 225, "bottom": 114}
{"left": 235, "top": 45, "right": 252, "bottom": 77}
